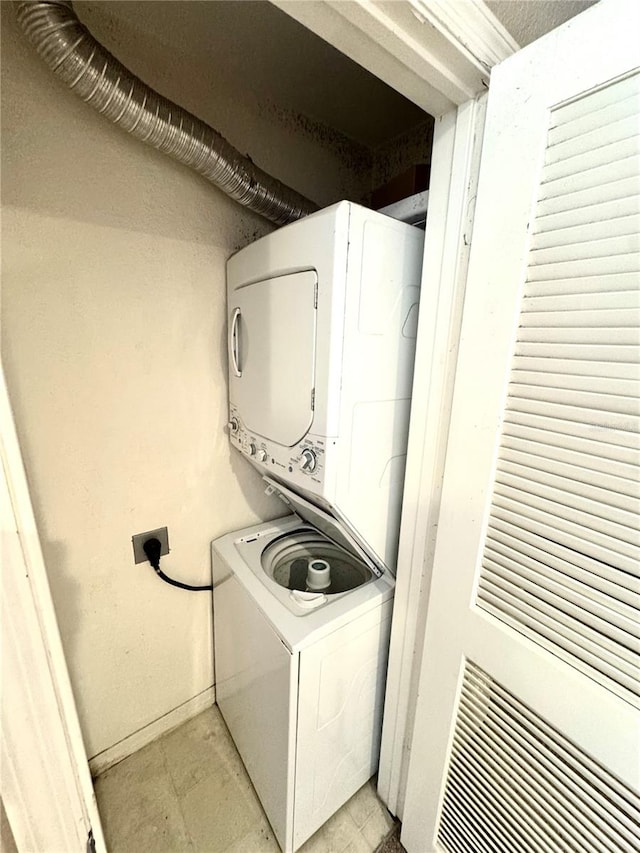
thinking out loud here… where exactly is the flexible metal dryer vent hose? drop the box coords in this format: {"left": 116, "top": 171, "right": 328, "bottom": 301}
{"left": 16, "top": 0, "right": 318, "bottom": 225}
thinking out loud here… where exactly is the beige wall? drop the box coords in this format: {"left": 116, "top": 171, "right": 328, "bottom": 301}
{"left": 0, "top": 2, "right": 376, "bottom": 759}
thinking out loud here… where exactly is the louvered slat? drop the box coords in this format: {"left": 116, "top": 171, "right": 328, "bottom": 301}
{"left": 522, "top": 289, "right": 638, "bottom": 312}
{"left": 499, "top": 444, "right": 639, "bottom": 500}
{"left": 477, "top": 74, "right": 640, "bottom": 705}
{"left": 500, "top": 427, "right": 640, "bottom": 481}
{"left": 527, "top": 252, "right": 639, "bottom": 281}
{"left": 441, "top": 71, "right": 640, "bottom": 853}
{"left": 531, "top": 212, "right": 640, "bottom": 250}
{"left": 481, "top": 555, "right": 640, "bottom": 650}
{"left": 547, "top": 114, "right": 639, "bottom": 163}
{"left": 543, "top": 136, "right": 640, "bottom": 184}
{"left": 534, "top": 197, "right": 640, "bottom": 235}
{"left": 479, "top": 580, "right": 639, "bottom": 688}
{"left": 488, "top": 516, "right": 640, "bottom": 598}
{"left": 486, "top": 525, "right": 640, "bottom": 611}
{"left": 502, "top": 411, "right": 640, "bottom": 460}
{"left": 506, "top": 396, "right": 638, "bottom": 437}
{"left": 539, "top": 156, "right": 640, "bottom": 201}
{"left": 493, "top": 490, "right": 639, "bottom": 563}
{"left": 548, "top": 71, "right": 640, "bottom": 128}
{"left": 535, "top": 175, "right": 639, "bottom": 218}
{"left": 548, "top": 80, "right": 639, "bottom": 142}
{"left": 510, "top": 369, "right": 638, "bottom": 399}
{"left": 529, "top": 234, "right": 640, "bottom": 266}
{"left": 523, "top": 270, "right": 639, "bottom": 296}
{"left": 437, "top": 662, "right": 640, "bottom": 853}
{"left": 496, "top": 460, "right": 639, "bottom": 516}
{"left": 491, "top": 501, "right": 640, "bottom": 577}
{"left": 463, "top": 667, "right": 640, "bottom": 817}
{"left": 455, "top": 698, "right": 632, "bottom": 852}
{"left": 507, "top": 383, "right": 638, "bottom": 418}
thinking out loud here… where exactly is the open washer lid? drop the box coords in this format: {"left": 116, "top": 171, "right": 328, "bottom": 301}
{"left": 263, "top": 475, "right": 386, "bottom": 578}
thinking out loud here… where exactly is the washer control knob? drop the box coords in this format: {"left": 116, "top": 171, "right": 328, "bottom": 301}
{"left": 248, "top": 443, "right": 257, "bottom": 457}
{"left": 299, "top": 448, "right": 317, "bottom": 473}
{"left": 228, "top": 417, "right": 239, "bottom": 434}
{"left": 256, "top": 449, "right": 267, "bottom": 462}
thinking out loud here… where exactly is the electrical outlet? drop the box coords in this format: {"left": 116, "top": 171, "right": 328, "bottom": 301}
{"left": 132, "top": 527, "right": 170, "bottom": 564}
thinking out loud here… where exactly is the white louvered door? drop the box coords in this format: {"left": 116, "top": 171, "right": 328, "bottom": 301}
{"left": 401, "top": 2, "right": 640, "bottom": 851}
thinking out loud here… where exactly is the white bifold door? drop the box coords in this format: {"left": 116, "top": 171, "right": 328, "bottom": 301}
{"left": 402, "top": 2, "right": 640, "bottom": 851}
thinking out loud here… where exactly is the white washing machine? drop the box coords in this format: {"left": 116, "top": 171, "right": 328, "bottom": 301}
{"left": 214, "top": 201, "right": 424, "bottom": 851}
{"left": 212, "top": 488, "right": 394, "bottom": 853}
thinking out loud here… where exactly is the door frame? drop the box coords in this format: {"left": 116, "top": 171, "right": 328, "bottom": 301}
{"left": 1, "top": 366, "right": 106, "bottom": 853}
{"left": 377, "top": 92, "right": 488, "bottom": 817}
{"left": 1, "top": 2, "right": 517, "bottom": 847}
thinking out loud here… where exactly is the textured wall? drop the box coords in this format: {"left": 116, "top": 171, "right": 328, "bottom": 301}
{"left": 1, "top": 1, "right": 375, "bottom": 759}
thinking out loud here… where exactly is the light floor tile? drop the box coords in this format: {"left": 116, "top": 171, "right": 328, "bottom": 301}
{"left": 94, "top": 705, "right": 396, "bottom": 853}
{"left": 94, "top": 739, "right": 178, "bottom": 844}
{"left": 344, "top": 780, "right": 380, "bottom": 830}
{"left": 223, "top": 819, "right": 281, "bottom": 853}
{"left": 360, "top": 805, "right": 395, "bottom": 850}
{"left": 107, "top": 805, "right": 194, "bottom": 853}
{"left": 299, "top": 808, "right": 363, "bottom": 853}
{"left": 178, "top": 762, "right": 264, "bottom": 852}
{"left": 162, "top": 706, "right": 243, "bottom": 797}
{"left": 343, "top": 831, "right": 374, "bottom": 853}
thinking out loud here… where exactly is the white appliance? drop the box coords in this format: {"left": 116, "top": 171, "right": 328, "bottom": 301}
{"left": 214, "top": 201, "right": 424, "bottom": 851}
{"left": 227, "top": 200, "right": 424, "bottom": 571}
{"left": 212, "top": 512, "right": 394, "bottom": 853}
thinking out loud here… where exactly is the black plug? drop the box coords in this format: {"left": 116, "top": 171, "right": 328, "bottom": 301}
{"left": 142, "top": 537, "right": 162, "bottom": 570}
{"left": 140, "top": 535, "right": 212, "bottom": 592}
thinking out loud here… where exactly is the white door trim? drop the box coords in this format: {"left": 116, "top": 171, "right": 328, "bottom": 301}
{"left": 271, "top": 0, "right": 517, "bottom": 116}
{"left": 1, "top": 367, "right": 106, "bottom": 853}
{"left": 377, "top": 92, "right": 488, "bottom": 818}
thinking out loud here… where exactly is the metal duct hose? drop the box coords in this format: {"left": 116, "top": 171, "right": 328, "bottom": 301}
{"left": 16, "top": 0, "right": 318, "bottom": 225}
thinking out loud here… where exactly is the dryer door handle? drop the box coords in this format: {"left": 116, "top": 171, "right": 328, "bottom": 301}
{"left": 230, "top": 307, "right": 242, "bottom": 377}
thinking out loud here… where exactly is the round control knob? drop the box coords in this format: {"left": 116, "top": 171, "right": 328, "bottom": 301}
{"left": 248, "top": 443, "right": 257, "bottom": 457}
{"left": 228, "top": 417, "right": 239, "bottom": 434}
{"left": 299, "top": 448, "right": 317, "bottom": 473}
{"left": 256, "top": 449, "right": 267, "bottom": 462}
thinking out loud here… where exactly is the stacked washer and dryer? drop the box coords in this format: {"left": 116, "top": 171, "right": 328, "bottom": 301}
{"left": 212, "top": 200, "right": 424, "bottom": 852}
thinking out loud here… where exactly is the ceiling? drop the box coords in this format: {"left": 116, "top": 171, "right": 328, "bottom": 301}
{"left": 79, "top": 0, "right": 428, "bottom": 149}
{"left": 487, "top": 1, "right": 596, "bottom": 47}
{"left": 78, "top": 1, "right": 595, "bottom": 150}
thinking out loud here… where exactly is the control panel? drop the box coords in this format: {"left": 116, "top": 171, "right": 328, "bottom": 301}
{"left": 227, "top": 406, "right": 328, "bottom": 495}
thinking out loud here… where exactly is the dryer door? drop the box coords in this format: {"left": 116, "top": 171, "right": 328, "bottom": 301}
{"left": 229, "top": 271, "right": 317, "bottom": 447}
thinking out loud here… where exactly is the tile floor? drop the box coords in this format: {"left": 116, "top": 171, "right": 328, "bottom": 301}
{"left": 94, "top": 705, "right": 397, "bottom": 853}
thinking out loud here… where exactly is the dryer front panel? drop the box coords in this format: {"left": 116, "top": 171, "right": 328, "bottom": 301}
{"left": 229, "top": 271, "right": 317, "bottom": 447}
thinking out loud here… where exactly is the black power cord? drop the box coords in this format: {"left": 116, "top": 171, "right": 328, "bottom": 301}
{"left": 142, "top": 537, "right": 213, "bottom": 592}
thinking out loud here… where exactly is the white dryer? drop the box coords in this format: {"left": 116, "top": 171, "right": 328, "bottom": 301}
{"left": 227, "top": 200, "right": 424, "bottom": 571}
